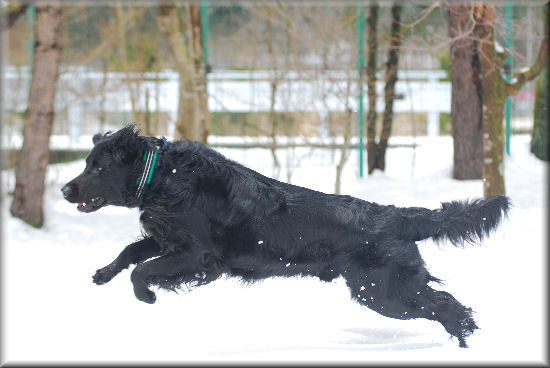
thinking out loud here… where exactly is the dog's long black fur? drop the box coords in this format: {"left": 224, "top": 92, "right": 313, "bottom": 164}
{"left": 62, "top": 124, "right": 510, "bottom": 348}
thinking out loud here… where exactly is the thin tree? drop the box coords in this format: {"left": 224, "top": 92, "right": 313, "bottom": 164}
{"left": 115, "top": 4, "right": 137, "bottom": 122}
{"left": 474, "top": 2, "right": 548, "bottom": 197}
{"left": 365, "top": 4, "right": 379, "bottom": 175}
{"left": 10, "top": 3, "right": 62, "bottom": 227}
{"left": 264, "top": 6, "right": 282, "bottom": 180}
{"left": 367, "top": 4, "right": 402, "bottom": 174}
{"left": 448, "top": 4, "right": 483, "bottom": 180}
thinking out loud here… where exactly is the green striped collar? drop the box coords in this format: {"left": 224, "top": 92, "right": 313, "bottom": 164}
{"left": 136, "top": 149, "right": 158, "bottom": 201}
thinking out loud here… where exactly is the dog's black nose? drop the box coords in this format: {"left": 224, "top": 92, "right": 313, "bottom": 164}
{"left": 61, "top": 184, "right": 72, "bottom": 199}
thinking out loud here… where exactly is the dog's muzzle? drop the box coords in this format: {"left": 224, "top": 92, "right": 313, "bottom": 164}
{"left": 61, "top": 183, "right": 105, "bottom": 213}
{"left": 61, "top": 183, "right": 74, "bottom": 200}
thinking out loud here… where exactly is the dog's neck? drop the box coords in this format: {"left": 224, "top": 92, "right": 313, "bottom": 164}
{"left": 136, "top": 136, "right": 168, "bottom": 202}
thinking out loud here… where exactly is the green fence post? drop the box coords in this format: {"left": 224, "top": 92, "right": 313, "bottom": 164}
{"left": 357, "top": 6, "right": 365, "bottom": 177}
{"left": 26, "top": 4, "right": 35, "bottom": 98}
{"left": 200, "top": 1, "right": 209, "bottom": 72}
{"left": 504, "top": 1, "right": 513, "bottom": 155}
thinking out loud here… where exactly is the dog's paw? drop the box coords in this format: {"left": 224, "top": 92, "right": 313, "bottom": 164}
{"left": 134, "top": 286, "right": 157, "bottom": 304}
{"left": 92, "top": 266, "right": 117, "bottom": 285}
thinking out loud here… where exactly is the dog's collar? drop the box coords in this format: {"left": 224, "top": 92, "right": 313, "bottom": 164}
{"left": 136, "top": 136, "right": 168, "bottom": 201}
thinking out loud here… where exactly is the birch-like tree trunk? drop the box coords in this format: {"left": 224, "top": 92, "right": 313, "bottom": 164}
{"left": 10, "top": 3, "right": 61, "bottom": 228}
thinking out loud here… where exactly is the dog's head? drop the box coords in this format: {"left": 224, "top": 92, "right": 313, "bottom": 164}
{"left": 61, "top": 124, "right": 147, "bottom": 212}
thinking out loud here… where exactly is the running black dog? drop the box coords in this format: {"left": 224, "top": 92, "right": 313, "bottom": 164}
{"left": 62, "top": 124, "right": 509, "bottom": 348}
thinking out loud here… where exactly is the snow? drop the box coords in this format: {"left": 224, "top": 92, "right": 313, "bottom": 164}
{"left": 1, "top": 134, "right": 547, "bottom": 364}
{"left": 494, "top": 40, "right": 505, "bottom": 54}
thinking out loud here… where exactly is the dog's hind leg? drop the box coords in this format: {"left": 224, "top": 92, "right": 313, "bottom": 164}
{"left": 93, "top": 237, "right": 161, "bottom": 285}
{"left": 344, "top": 244, "right": 477, "bottom": 347}
{"left": 412, "top": 287, "right": 478, "bottom": 348}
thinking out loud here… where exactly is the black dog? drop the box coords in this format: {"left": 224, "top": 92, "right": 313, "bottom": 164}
{"left": 62, "top": 124, "right": 509, "bottom": 348}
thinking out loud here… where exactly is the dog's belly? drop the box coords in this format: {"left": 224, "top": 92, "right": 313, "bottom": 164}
{"left": 218, "top": 207, "right": 365, "bottom": 282}
{"left": 224, "top": 251, "right": 340, "bottom": 282}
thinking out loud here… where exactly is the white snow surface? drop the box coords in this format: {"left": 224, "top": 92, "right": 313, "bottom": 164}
{"left": 1, "top": 135, "right": 547, "bottom": 365}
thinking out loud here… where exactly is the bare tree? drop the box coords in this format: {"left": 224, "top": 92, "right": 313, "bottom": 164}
{"left": 10, "top": 2, "right": 62, "bottom": 227}
{"left": 448, "top": 4, "right": 483, "bottom": 180}
{"left": 334, "top": 106, "right": 354, "bottom": 195}
{"left": 367, "top": 4, "right": 402, "bottom": 174}
{"left": 264, "top": 6, "right": 282, "bottom": 180}
{"left": 313, "top": 8, "right": 356, "bottom": 194}
{"left": 365, "top": 4, "right": 379, "bottom": 175}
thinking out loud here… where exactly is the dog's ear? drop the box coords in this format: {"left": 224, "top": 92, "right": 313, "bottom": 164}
{"left": 92, "top": 133, "right": 104, "bottom": 145}
{"left": 117, "top": 123, "right": 140, "bottom": 141}
{"left": 111, "top": 123, "right": 142, "bottom": 162}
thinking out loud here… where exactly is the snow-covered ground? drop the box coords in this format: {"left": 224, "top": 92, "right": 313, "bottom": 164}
{"left": 1, "top": 134, "right": 547, "bottom": 365}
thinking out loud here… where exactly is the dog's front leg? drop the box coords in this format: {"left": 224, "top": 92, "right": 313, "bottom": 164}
{"left": 130, "top": 253, "right": 190, "bottom": 304}
{"left": 93, "top": 237, "right": 161, "bottom": 285}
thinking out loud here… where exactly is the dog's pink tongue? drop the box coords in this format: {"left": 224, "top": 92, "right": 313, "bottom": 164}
{"left": 77, "top": 203, "right": 83, "bottom": 208}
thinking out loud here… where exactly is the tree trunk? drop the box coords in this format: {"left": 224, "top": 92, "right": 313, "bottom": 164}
{"left": 474, "top": 2, "right": 548, "bottom": 197}
{"left": 144, "top": 88, "right": 152, "bottom": 135}
{"left": 188, "top": 3, "right": 209, "bottom": 143}
{"left": 265, "top": 7, "right": 281, "bottom": 180}
{"left": 268, "top": 80, "right": 281, "bottom": 180}
{"left": 115, "top": 4, "right": 137, "bottom": 122}
{"left": 375, "top": 4, "right": 401, "bottom": 172}
{"left": 98, "top": 58, "right": 108, "bottom": 132}
{"left": 449, "top": 4, "right": 483, "bottom": 180}
{"left": 531, "top": 67, "right": 548, "bottom": 161}
{"left": 158, "top": 4, "right": 208, "bottom": 143}
{"left": 335, "top": 93, "right": 354, "bottom": 195}
{"left": 10, "top": 3, "right": 61, "bottom": 228}
{"left": 334, "top": 109, "right": 353, "bottom": 195}
{"left": 365, "top": 5, "right": 378, "bottom": 175}
{"left": 481, "top": 74, "right": 507, "bottom": 197}
{"left": 475, "top": 4, "right": 508, "bottom": 197}
{"left": 158, "top": 4, "right": 191, "bottom": 139}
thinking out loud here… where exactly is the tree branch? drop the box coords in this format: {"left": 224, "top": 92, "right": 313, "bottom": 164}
{"left": 506, "top": 29, "right": 548, "bottom": 95}
{"left": 1, "top": 3, "right": 28, "bottom": 31}
{"left": 401, "top": 1, "right": 440, "bottom": 29}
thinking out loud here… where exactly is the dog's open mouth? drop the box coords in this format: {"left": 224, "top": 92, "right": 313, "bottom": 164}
{"left": 77, "top": 197, "right": 105, "bottom": 213}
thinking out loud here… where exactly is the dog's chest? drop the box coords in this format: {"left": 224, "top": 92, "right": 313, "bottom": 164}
{"left": 139, "top": 210, "right": 171, "bottom": 238}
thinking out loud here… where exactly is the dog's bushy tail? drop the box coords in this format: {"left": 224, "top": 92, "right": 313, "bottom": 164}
{"left": 396, "top": 195, "right": 510, "bottom": 247}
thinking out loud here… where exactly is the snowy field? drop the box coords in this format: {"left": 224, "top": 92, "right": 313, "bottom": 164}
{"left": 1, "top": 134, "right": 547, "bottom": 365}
